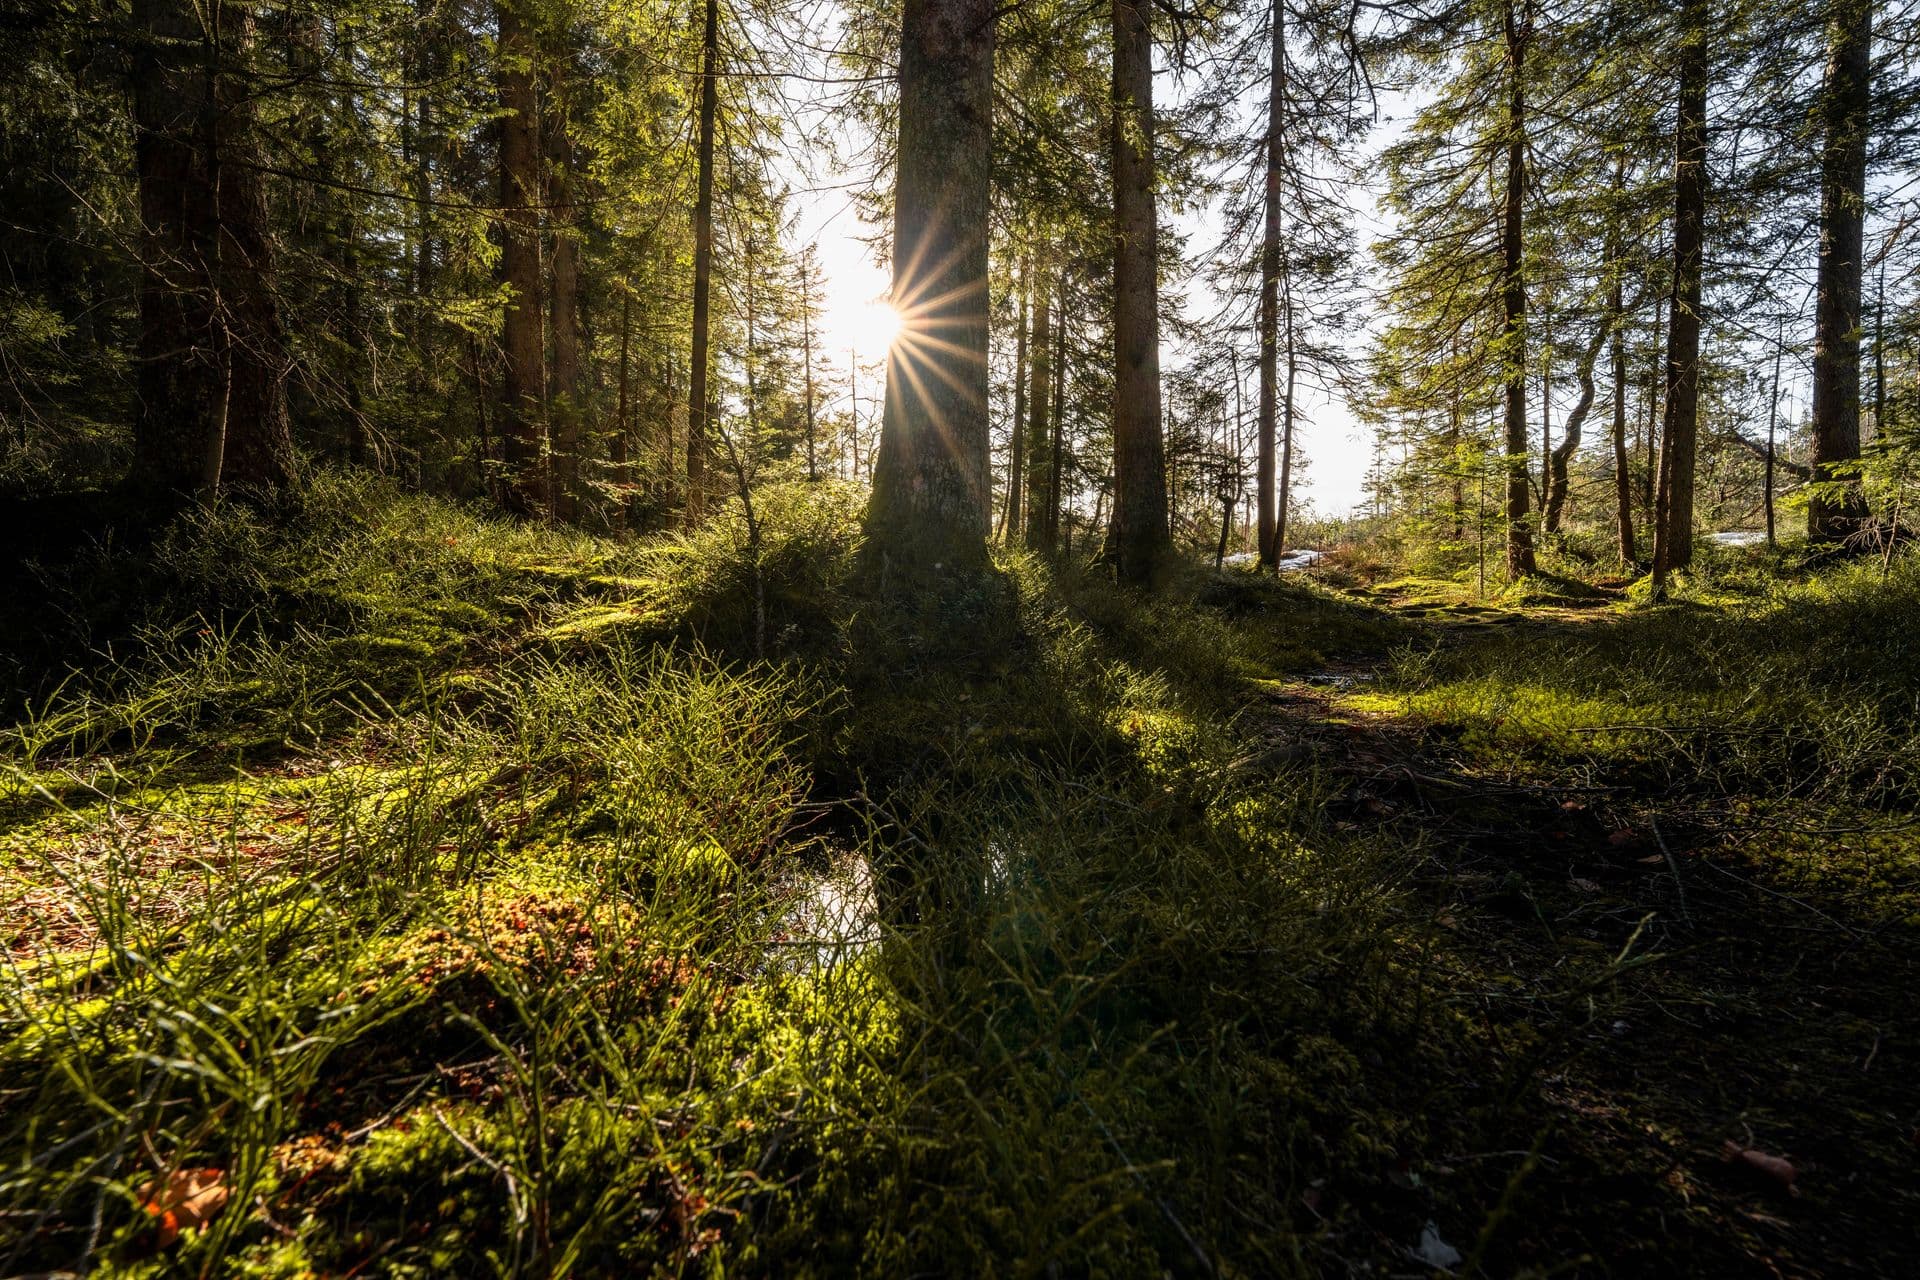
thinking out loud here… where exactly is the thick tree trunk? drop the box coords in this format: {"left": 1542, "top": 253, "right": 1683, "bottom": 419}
{"left": 1025, "top": 257, "right": 1056, "bottom": 552}
{"left": 1106, "top": 0, "right": 1170, "bottom": 582}
{"left": 1007, "top": 253, "right": 1029, "bottom": 538}
{"left": 868, "top": 0, "right": 996, "bottom": 562}
{"left": 1256, "top": 0, "right": 1286, "bottom": 567}
{"left": 685, "top": 0, "right": 719, "bottom": 523}
{"left": 1807, "top": 0, "right": 1872, "bottom": 543}
{"left": 1652, "top": 1, "right": 1707, "bottom": 592}
{"left": 547, "top": 51, "right": 582, "bottom": 521}
{"left": 497, "top": 0, "right": 546, "bottom": 515}
{"left": 1501, "top": 1, "right": 1537, "bottom": 579}
{"left": 130, "top": 0, "right": 292, "bottom": 499}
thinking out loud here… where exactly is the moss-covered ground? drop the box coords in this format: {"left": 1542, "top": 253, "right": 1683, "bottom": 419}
{"left": 2, "top": 476, "right": 1914, "bottom": 1276}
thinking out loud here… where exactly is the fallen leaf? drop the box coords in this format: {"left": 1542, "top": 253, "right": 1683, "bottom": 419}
{"left": 140, "top": 1167, "right": 229, "bottom": 1246}
{"left": 1721, "top": 1140, "right": 1798, "bottom": 1195}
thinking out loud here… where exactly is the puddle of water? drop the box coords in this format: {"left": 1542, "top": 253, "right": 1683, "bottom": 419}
{"left": 1707, "top": 530, "right": 1768, "bottom": 547}
{"left": 771, "top": 851, "right": 879, "bottom": 970}
{"left": 1304, "top": 671, "right": 1372, "bottom": 690}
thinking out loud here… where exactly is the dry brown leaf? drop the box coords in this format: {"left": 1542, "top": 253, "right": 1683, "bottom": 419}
{"left": 139, "top": 1167, "right": 230, "bottom": 1246}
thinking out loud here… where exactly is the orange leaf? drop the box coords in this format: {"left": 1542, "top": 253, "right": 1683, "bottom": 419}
{"left": 140, "top": 1168, "right": 230, "bottom": 1246}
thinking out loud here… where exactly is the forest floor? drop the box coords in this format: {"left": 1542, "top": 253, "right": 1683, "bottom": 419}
{"left": 1237, "top": 581, "right": 1919, "bottom": 1277}
{"left": 2, "top": 477, "right": 1915, "bottom": 1277}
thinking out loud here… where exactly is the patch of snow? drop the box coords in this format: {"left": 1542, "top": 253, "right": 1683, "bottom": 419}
{"left": 1707, "top": 530, "right": 1768, "bottom": 547}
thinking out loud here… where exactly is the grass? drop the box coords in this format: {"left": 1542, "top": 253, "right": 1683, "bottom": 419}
{"left": 2, "top": 474, "right": 1915, "bottom": 1275}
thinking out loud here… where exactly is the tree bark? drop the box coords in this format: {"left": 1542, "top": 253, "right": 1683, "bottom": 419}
{"left": 1276, "top": 279, "right": 1298, "bottom": 558}
{"left": 1652, "top": 0, "right": 1707, "bottom": 592}
{"left": 801, "top": 254, "right": 820, "bottom": 481}
{"left": 1611, "top": 278, "right": 1636, "bottom": 564}
{"left": 1501, "top": 0, "right": 1537, "bottom": 579}
{"left": 1106, "top": 0, "right": 1170, "bottom": 581}
{"left": 867, "top": 0, "right": 996, "bottom": 563}
{"left": 1026, "top": 255, "right": 1056, "bottom": 552}
{"left": 1807, "top": 0, "right": 1872, "bottom": 543}
{"left": 497, "top": 0, "right": 546, "bottom": 515}
{"left": 1007, "top": 251, "right": 1029, "bottom": 537}
{"left": 685, "top": 0, "right": 720, "bottom": 524}
{"left": 547, "top": 48, "right": 582, "bottom": 521}
{"left": 1256, "top": 0, "right": 1286, "bottom": 567}
{"left": 130, "top": 0, "right": 292, "bottom": 499}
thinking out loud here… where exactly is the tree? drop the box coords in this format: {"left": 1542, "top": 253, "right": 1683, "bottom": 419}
{"left": 129, "top": 0, "right": 293, "bottom": 499}
{"left": 1807, "top": 0, "right": 1873, "bottom": 543}
{"left": 497, "top": 0, "right": 546, "bottom": 515}
{"left": 685, "top": 0, "right": 721, "bottom": 524}
{"left": 1651, "top": 0, "right": 1708, "bottom": 593}
{"left": 868, "top": 0, "right": 997, "bottom": 562}
{"left": 1106, "top": 0, "right": 1170, "bottom": 582}
{"left": 1025, "top": 249, "right": 1056, "bottom": 552}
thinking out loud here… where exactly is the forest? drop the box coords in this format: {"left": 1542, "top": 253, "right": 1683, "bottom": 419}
{"left": 2, "top": 0, "right": 1918, "bottom": 1273}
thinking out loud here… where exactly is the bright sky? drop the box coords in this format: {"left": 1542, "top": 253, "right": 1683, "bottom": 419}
{"left": 781, "top": 44, "right": 1396, "bottom": 518}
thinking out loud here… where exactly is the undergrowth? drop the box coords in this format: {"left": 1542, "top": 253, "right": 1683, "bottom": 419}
{"left": 5, "top": 474, "right": 1911, "bottom": 1276}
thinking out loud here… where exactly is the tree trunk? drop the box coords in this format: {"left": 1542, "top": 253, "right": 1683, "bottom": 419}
{"left": 1544, "top": 325, "right": 1606, "bottom": 534}
{"left": 868, "top": 0, "right": 996, "bottom": 563}
{"left": 1026, "top": 255, "right": 1056, "bottom": 552}
{"left": 614, "top": 286, "right": 632, "bottom": 494}
{"left": 1106, "top": 0, "right": 1170, "bottom": 582}
{"left": 1807, "top": 0, "right": 1872, "bottom": 543}
{"left": 1048, "top": 280, "right": 1066, "bottom": 548}
{"left": 685, "top": 0, "right": 719, "bottom": 523}
{"left": 130, "top": 0, "right": 292, "bottom": 499}
{"left": 497, "top": 0, "right": 546, "bottom": 515}
{"left": 1256, "top": 0, "right": 1286, "bottom": 567}
{"left": 1276, "top": 285, "right": 1298, "bottom": 558}
{"left": 1652, "top": 0, "right": 1707, "bottom": 593}
{"left": 802, "top": 257, "right": 820, "bottom": 481}
{"left": 1007, "top": 252, "right": 1029, "bottom": 537}
{"left": 1765, "top": 332, "right": 1782, "bottom": 546}
{"left": 1611, "top": 277, "right": 1636, "bottom": 564}
{"left": 1501, "top": 0, "right": 1537, "bottom": 579}
{"left": 547, "top": 49, "right": 582, "bottom": 521}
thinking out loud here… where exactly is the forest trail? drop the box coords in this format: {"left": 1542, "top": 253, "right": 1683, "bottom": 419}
{"left": 1232, "top": 593, "right": 1919, "bottom": 1278}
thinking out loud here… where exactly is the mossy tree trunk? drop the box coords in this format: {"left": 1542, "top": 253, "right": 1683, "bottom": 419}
{"left": 868, "top": 0, "right": 995, "bottom": 567}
